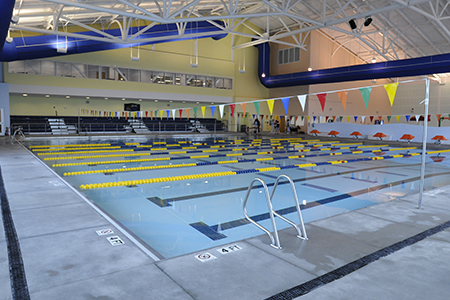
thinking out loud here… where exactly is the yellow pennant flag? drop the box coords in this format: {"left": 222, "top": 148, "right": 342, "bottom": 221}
{"left": 201, "top": 107, "right": 206, "bottom": 118}
{"left": 267, "top": 99, "right": 275, "bottom": 115}
{"left": 346, "top": 116, "right": 350, "bottom": 122}
{"left": 337, "top": 91, "right": 349, "bottom": 110}
{"left": 160, "top": 111, "right": 163, "bottom": 120}
{"left": 307, "top": 116, "right": 310, "bottom": 121}
{"left": 384, "top": 83, "right": 399, "bottom": 106}
{"left": 396, "top": 115, "right": 401, "bottom": 122}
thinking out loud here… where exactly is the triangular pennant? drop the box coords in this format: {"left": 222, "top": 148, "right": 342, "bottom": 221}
{"left": 253, "top": 101, "right": 260, "bottom": 115}
{"left": 150, "top": 111, "right": 153, "bottom": 120}
{"left": 359, "top": 87, "right": 373, "bottom": 108}
{"left": 354, "top": 116, "right": 358, "bottom": 122}
{"left": 211, "top": 106, "right": 215, "bottom": 117}
{"left": 307, "top": 116, "right": 310, "bottom": 121}
{"left": 219, "top": 105, "right": 224, "bottom": 118}
{"left": 396, "top": 115, "right": 400, "bottom": 122}
{"left": 201, "top": 106, "right": 206, "bottom": 118}
{"left": 186, "top": 108, "right": 190, "bottom": 120}
{"left": 230, "top": 104, "right": 235, "bottom": 116}
{"left": 436, "top": 114, "right": 442, "bottom": 122}
{"left": 313, "top": 116, "right": 316, "bottom": 121}
{"left": 240, "top": 103, "right": 247, "bottom": 115}
{"left": 281, "top": 97, "right": 289, "bottom": 114}
{"left": 297, "top": 95, "right": 306, "bottom": 111}
{"left": 179, "top": 109, "right": 183, "bottom": 119}
{"left": 166, "top": 110, "right": 170, "bottom": 120}
{"left": 317, "top": 93, "right": 327, "bottom": 111}
{"left": 384, "top": 83, "right": 399, "bottom": 106}
{"left": 378, "top": 116, "right": 382, "bottom": 121}
{"left": 172, "top": 109, "right": 176, "bottom": 120}
{"left": 370, "top": 116, "right": 374, "bottom": 122}
{"left": 361, "top": 116, "right": 366, "bottom": 123}
{"left": 193, "top": 107, "right": 198, "bottom": 118}
{"left": 346, "top": 116, "right": 350, "bottom": 122}
{"left": 406, "top": 115, "right": 410, "bottom": 122}
{"left": 266, "top": 100, "right": 274, "bottom": 115}
{"left": 415, "top": 115, "right": 420, "bottom": 122}
{"left": 387, "top": 116, "right": 391, "bottom": 122}
{"left": 337, "top": 91, "right": 348, "bottom": 110}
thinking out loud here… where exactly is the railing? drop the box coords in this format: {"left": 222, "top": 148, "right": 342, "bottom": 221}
{"left": 10, "top": 121, "right": 227, "bottom": 135}
{"left": 242, "top": 175, "right": 308, "bottom": 249}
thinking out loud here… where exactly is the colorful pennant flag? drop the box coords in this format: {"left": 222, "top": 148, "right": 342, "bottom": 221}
{"left": 193, "top": 107, "right": 198, "bottom": 118}
{"left": 253, "top": 101, "right": 260, "bottom": 115}
{"left": 297, "top": 95, "right": 306, "bottom": 111}
{"left": 211, "top": 106, "right": 215, "bottom": 117}
{"left": 396, "top": 115, "right": 400, "bottom": 122}
{"left": 354, "top": 116, "right": 358, "bottom": 122}
{"left": 281, "top": 97, "right": 289, "bottom": 114}
{"left": 266, "top": 100, "right": 274, "bottom": 115}
{"left": 337, "top": 91, "right": 348, "bottom": 110}
{"left": 406, "top": 115, "right": 410, "bottom": 122}
{"left": 359, "top": 87, "right": 372, "bottom": 108}
{"left": 240, "top": 103, "right": 247, "bottom": 115}
{"left": 201, "top": 106, "right": 206, "bottom": 118}
{"left": 219, "top": 105, "right": 224, "bottom": 118}
{"left": 387, "top": 116, "right": 391, "bottom": 122}
{"left": 317, "top": 93, "right": 327, "bottom": 112}
{"left": 186, "top": 108, "right": 190, "bottom": 120}
{"left": 172, "top": 109, "right": 176, "bottom": 120}
{"left": 384, "top": 83, "right": 399, "bottom": 106}
{"left": 230, "top": 104, "right": 235, "bottom": 116}
{"left": 179, "top": 109, "right": 183, "bottom": 119}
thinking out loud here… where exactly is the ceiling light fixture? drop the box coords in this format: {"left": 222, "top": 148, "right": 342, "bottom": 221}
{"left": 66, "top": 95, "right": 70, "bottom": 98}
{"left": 308, "top": 67, "right": 312, "bottom": 72}
{"left": 348, "top": 19, "right": 357, "bottom": 30}
{"left": 45, "top": 95, "right": 50, "bottom": 98}
{"left": 372, "top": 57, "right": 376, "bottom": 63}
{"left": 364, "top": 16, "right": 373, "bottom": 27}
{"left": 261, "top": 73, "right": 266, "bottom": 78}
{"left": 23, "top": 93, "right": 27, "bottom": 97}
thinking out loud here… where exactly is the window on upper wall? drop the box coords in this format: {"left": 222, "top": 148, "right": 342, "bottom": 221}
{"left": 278, "top": 47, "right": 300, "bottom": 65}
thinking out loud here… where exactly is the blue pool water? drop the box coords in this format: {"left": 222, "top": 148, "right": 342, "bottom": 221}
{"left": 24, "top": 135, "right": 450, "bottom": 259}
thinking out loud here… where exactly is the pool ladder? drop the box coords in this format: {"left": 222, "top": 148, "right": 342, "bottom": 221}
{"left": 243, "top": 175, "right": 308, "bottom": 249}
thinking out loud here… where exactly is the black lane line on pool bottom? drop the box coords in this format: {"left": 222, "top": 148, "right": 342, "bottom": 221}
{"left": 265, "top": 219, "right": 450, "bottom": 300}
{"left": 0, "top": 167, "right": 31, "bottom": 300}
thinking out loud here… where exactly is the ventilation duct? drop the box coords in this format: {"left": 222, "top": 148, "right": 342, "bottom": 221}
{"left": 256, "top": 43, "right": 450, "bottom": 88}
{"left": 0, "top": 21, "right": 227, "bottom": 61}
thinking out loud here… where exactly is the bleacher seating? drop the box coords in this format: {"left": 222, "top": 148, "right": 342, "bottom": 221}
{"left": 10, "top": 116, "right": 227, "bottom": 134}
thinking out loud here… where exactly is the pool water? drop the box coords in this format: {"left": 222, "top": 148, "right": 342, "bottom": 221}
{"left": 24, "top": 136, "right": 450, "bottom": 259}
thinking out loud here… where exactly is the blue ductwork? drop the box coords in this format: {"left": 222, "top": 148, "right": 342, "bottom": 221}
{"left": 0, "top": 21, "right": 227, "bottom": 61}
{"left": 256, "top": 43, "right": 450, "bottom": 88}
{"left": 0, "top": 0, "right": 16, "bottom": 54}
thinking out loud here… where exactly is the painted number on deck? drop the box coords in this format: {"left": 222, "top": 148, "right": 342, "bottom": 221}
{"left": 217, "top": 244, "right": 242, "bottom": 255}
{"left": 107, "top": 236, "right": 125, "bottom": 246}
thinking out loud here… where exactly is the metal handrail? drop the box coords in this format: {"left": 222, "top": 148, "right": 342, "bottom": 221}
{"left": 243, "top": 178, "right": 282, "bottom": 249}
{"left": 243, "top": 175, "right": 308, "bottom": 250}
{"left": 270, "top": 175, "right": 308, "bottom": 240}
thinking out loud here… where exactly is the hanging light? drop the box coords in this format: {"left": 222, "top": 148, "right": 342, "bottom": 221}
{"left": 261, "top": 73, "right": 266, "bottom": 78}
{"left": 364, "top": 16, "right": 373, "bottom": 27}
{"left": 308, "top": 67, "right": 312, "bottom": 72}
{"left": 348, "top": 19, "right": 357, "bottom": 30}
{"left": 372, "top": 57, "right": 376, "bottom": 63}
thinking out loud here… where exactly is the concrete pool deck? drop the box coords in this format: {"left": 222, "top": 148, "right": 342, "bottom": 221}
{"left": 1, "top": 136, "right": 450, "bottom": 300}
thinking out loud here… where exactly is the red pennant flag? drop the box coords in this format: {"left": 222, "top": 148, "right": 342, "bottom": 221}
{"left": 325, "top": 116, "right": 329, "bottom": 122}
{"left": 230, "top": 104, "right": 235, "bottom": 116}
{"left": 317, "top": 93, "right": 327, "bottom": 112}
{"left": 370, "top": 116, "right": 374, "bottom": 122}
{"left": 179, "top": 109, "right": 183, "bottom": 119}
{"left": 145, "top": 111, "right": 148, "bottom": 118}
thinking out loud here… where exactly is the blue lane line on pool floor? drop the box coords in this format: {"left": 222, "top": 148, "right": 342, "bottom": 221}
{"left": 189, "top": 171, "right": 450, "bottom": 241}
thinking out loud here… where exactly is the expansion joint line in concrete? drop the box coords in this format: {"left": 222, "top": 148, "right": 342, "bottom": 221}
{"left": 0, "top": 167, "right": 31, "bottom": 300}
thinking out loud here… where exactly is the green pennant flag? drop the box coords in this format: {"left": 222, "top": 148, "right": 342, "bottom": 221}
{"left": 387, "top": 116, "right": 392, "bottom": 122}
{"left": 339, "top": 116, "right": 343, "bottom": 122}
{"left": 253, "top": 101, "right": 260, "bottom": 115}
{"left": 359, "top": 87, "right": 373, "bottom": 108}
{"left": 193, "top": 107, "right": 198, "bottom": 118}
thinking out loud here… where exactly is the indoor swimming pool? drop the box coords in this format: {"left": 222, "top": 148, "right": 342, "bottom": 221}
{"left": 23, "top": 135, "right": 450, "bottom": 259}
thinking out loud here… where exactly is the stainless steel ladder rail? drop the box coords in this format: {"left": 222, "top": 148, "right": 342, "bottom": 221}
{"left": 270, "top": 175, "right": 308, "bottom": 241}
{"left": 243, "top": 175, "right": 308, "bottom": 250}
{"left": 243, "top": 178, "right": 282, "bottom": 249}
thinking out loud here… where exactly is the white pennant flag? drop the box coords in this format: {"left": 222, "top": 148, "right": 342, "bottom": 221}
{"left": 361, "top": 116, "right": 366, "bottom": 123}
{"left": 172, "top": 109, "right": 176, "bottom": 120}
{"left": 219, "top": 105, "right": 225, "bottom": 118}
{"left": 415, "top": 114, "right": 420, "bottom": 122}
{"left": 297, "top": 95, "right": 306, "bottom": 111}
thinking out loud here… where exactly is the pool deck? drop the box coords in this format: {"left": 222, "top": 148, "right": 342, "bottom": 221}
{"left": 1, "top": 136, "right": 450, "bottom": 300}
